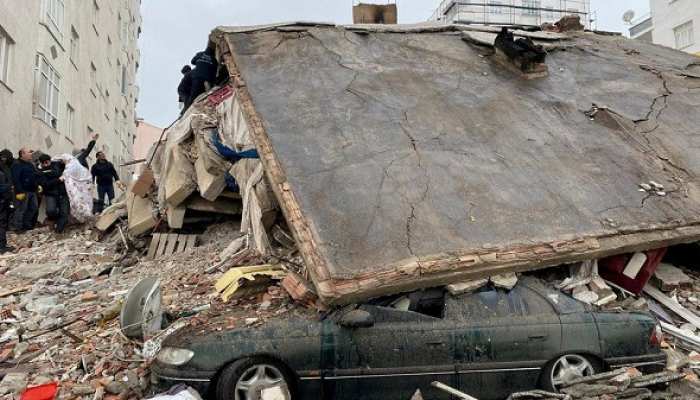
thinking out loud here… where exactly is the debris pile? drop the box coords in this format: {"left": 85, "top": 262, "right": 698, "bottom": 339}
{"left": 555, "top": 368, "right": 694, "bottom": 400}
{"left": 0, "top": 223, "right": 306, "bottom": 399}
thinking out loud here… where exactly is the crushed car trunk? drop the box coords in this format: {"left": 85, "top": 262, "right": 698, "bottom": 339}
{"left": 194, "top": 22, "right": 700, "bottom": 305}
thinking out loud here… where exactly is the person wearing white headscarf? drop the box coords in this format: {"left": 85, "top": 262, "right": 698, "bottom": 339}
{"left": 53, "top": 154, "right": 93, "bottom": 223}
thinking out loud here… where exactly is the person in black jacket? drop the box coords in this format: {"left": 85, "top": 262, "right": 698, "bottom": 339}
{"left": 39, "top": 154, "right": 70, "bottom": 234}
{"left": 74, "top": 132, "right": 99, "bottom": 169}
{"left": 0, "top": 166, "right": 15, "bottom": 253}
{"left": 91, "top": 151, "right": 121, "bottom": 211}
{"left": 10, "top": 148, "right": 41, "bottom": 232}
{"left": 0, "top": 149, "right": 15, "bottom": 223}
{"left": 185, "top": 45, "right": 218, "bottom": 110}
{"left": 178, "top": 65, "right": 193, "bottom": 109}
{"left": 0, "top": 149, "right": 13, "bottom": 182}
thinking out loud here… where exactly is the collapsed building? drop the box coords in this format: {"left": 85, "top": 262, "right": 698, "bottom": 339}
{"left": 123, "top": 21, "right": 700, "bottom": 306}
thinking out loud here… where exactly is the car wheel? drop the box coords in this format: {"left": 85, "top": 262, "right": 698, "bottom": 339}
{"left": 216, "top": 357, "right": 295, "bottom": 400}
{"left": 541, "top": 354, "right": 600, "bottom": 393}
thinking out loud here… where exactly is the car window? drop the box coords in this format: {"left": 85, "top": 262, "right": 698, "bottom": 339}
{"left": 542, "top": 290, "right": 586, "bottom": 314}
{"left": 518, "top": 286, "right": 558, "bottom": 315}
{"left": 520, "top": 278, "right": 586, "bottom": 314}
{"left": 446, "top": 286, "right": 527, "bottom": 322}
{"left": 364, "top": 288, "right": 446, "bottom": 320}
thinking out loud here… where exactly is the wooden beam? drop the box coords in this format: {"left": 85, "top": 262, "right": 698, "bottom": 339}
{"left": 156, "top": 233, "right": 169, "bottom": 258}
{"left": 185, "top": 235, "right": 197, "bottom": 251}
{"left": 147, "top": 234, "right": 161, "bottom": 260}
{"left": 164, "top": 234, "right": 180, "bottom": 257}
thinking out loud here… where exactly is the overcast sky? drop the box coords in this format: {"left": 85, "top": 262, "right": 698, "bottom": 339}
{"left": 136, "top": 0, "right": 650, "bottom": 128}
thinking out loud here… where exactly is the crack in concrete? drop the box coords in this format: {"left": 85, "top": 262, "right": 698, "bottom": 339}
{"left": 392, "top": 111, "right": 431, "bottom": 260}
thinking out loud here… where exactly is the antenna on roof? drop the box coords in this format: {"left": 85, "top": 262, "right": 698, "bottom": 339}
{"left": 622, "top": 10, "right": 636, "bottom": 25}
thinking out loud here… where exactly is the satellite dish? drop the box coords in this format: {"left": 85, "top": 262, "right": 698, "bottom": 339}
{"left": 120, "top": 276, "right": 163, "bottom": 339}
{"left": 622, "top": 10, "right": 636, "bottom": 25}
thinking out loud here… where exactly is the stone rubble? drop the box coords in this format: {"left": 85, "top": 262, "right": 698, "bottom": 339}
{"left": 0, "top": 222, "right": 308, "bottom": 400}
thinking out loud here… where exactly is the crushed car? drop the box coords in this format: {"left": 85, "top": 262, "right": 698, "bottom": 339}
{"left": 151, "top": 277, "right": 665, "bottom": 400}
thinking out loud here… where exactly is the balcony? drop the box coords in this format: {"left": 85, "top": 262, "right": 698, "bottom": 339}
{"left": 629, "top": 14, "right": 653, "bottom": 38}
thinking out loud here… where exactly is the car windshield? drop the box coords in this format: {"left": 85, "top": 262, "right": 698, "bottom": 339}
{"left": 367, "top": 288, "right": 446, "bottom": 319}
{"left": 520, "top": 277, "right": 587, "bottom": 314}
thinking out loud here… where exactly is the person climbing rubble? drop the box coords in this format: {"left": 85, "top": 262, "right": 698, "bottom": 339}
{"left": 185, "top": 45, "right": 218, "bottom": 111}
{"left": 178, "top": 65, "right": 193, "bottom": 112}
{"left": 211, "top": 130, "right": 259, "bottom": 193}
{"left": 39, "top": 154, "right": 70, "bottom": 234}
{"left": 91, "top": 151, "right": 123, "bottom": 212}
{"left": 10, "top": 148, "right": 42, "bottom": 233}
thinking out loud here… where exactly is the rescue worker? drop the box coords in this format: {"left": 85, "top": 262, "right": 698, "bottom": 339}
{"left": 39, "top": 154, "right": 70, "bottom": 234}
{"left": 91, "top": 151, "right": 121, "bottom": 211}
{"left": 178, "top": 65, "right": 193, "bottom": 112}
{"left": 0, "top": 164, "right": 14, "bottom": 253}
{"left": 74, "top": 132, "right": 99, "bottom": 169}
{"left": 10, "top": 148, "right": 41, "bottom": 233}
{"left": 185, "top": 45, "right": 218, "bottom": 110}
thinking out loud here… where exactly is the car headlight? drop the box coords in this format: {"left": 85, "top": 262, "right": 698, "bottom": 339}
{"left": 156, "top": 347, "right": 195, "bottom": 366}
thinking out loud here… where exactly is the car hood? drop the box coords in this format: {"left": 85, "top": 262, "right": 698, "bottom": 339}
{"left": 158, "top": 315, "right": 324, "bottom": 371}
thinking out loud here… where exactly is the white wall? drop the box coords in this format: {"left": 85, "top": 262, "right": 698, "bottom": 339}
{"left": 0, "top": 0, "right": 141, "bottom": 180}
{"left": 436, "top": 0, "right": 590, "bottom": 28}
{"left": 650, "top": 0, "right": 700, "bottom": 54}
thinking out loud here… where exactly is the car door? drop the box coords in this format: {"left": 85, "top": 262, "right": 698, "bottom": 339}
{"left": 449, "top": 284, "right": 562, "bottom": 400}
{"left": 326, "top": 297, "right": 457, "bottom": 400}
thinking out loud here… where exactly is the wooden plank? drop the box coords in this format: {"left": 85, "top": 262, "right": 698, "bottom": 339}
{"left": 0, "top": 285, "right": 32, "bottom": 298}
{"left": 644, "top": 284, "right": 700, "bottom": 330}
{"left": 164, "top": 234, "right": 179, "bottom": 257}
{"left": 147, "top": 234, "right": 161, "bottom": 260}
{"left": 155, "top": 233, "right": 169, "bottom": 258}
{"left": 185, "top": 235, "right": 197, "bottom": 251}
{"left": 176, "top": 235, "right": 189, "bottom": 253}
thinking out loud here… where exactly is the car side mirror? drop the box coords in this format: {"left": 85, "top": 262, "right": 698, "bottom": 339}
{"left": 339, "top": 309, "right": 375, "bottom": 329}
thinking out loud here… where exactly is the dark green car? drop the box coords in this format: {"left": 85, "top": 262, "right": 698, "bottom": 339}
{"left": 151, "top": 277, "right": 666, "bottom": 400}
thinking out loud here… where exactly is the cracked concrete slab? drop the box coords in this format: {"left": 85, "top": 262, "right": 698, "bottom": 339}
{"left": 213, "top": 25, "right": 700, "bottom": 304}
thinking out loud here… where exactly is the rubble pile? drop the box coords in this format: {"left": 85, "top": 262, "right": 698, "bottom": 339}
{"left": 0, "top": 223, "right": 308, "bottom": 399}
{"left": 556, "top": 368, "right": 695, "bottom": 400}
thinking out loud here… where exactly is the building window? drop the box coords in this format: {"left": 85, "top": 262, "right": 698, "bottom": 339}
{"left": 522, "top": 0, "right": 540, "bottom": 16}
{"left": 70, "top": 27, "right": 79, "bottom": 65}
{"left": 66, "top": 104, "right": 75, "bottom": 138}
{"left": 119, "top": 14, "right": 129, "bottom": 43}
{"left": 34, "top": 54, "right": 61, "bottom": 129}
{"left": 0, "top": 27, "right": 13, "bottom": 85}
{"left": 44, "top": 0, "right": 65, "bottom": 35}
{"left": 674, "top": 21, "right": 695, "bottom": 49}
{"left": 489, "top": 1, "right": 504, "bottom": 14}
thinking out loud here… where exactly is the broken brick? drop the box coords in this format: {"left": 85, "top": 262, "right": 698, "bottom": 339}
{"left": 282, "top": 272, "right": 318, "bottom": 305}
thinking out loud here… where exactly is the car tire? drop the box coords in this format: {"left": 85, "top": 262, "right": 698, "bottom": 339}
{"left": 540, "top": 354, "right": 602, "bottom": 393}
{"left": 216, "top": 357, "right": 296, "bottom": 400}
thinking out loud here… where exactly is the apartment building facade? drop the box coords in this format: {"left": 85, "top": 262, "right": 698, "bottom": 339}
{"left": 0, "top": 0, "right": 141, "bottom": 177}
{"left": 431, "top": 0, "right": 591, "bottom": 28}
{"left": 630, "top": 0, "right": 699, "bottom": 56}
